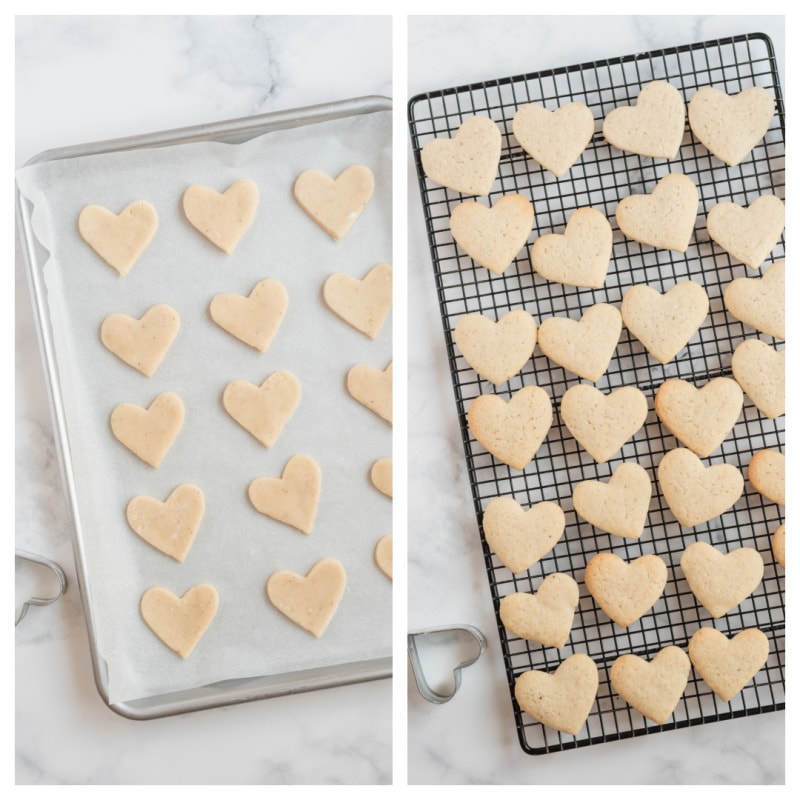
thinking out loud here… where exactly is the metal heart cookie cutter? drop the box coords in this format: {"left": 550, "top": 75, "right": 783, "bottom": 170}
{"left": 15, "top": 549, "right": 67, "bottom": 626}
{"left": 408, "top": 624, "right": 487, "bottom": 704}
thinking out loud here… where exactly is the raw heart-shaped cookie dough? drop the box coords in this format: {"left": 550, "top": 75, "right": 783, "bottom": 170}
{"left": 688, "top": 627, "right": 769, "bottom": 702}
{"left": 223, "top": 371, "right": 301, "bottom": 447}
{"left": 657, "top": 447, "right": 744, "bottom": 527}
{"left": 688, "top": 85, "right": 775, "bottom": 166}
{"left": 621, "top": 280, "right": 709, "bottom": 364}
{"left": 266, "top": 557, "right": 346, "bottom": 637}
{"left": 450, "top": 194, "right": 534, "bottom": 275}
{"left": 249, "top": 454, "right": 321, "bottom": 535}
{"left": 140, "top": 583, "right": 218, "bottom": 658}
{"left": 375, "top": 535, "right": 392, "bottom": 579}
{"left": 654, "top": 377, "right": 743, "bottom": 458}
{"left": 585, "top": 552, "right": 668, "bottom": 627}
{"left": 467, "top": 385, "right": 553, "bottom": 470}
{"left": 560, "top": 384, "right": 648, "bottom": 464}
{"left": 610, "top": 646, "right": 691, "bottom": 725}
{"left": 293, "top": 164, "right": 374, "bottom": 241}
{"left": 537, "top": 303, "right": 622, "bottom": 381}
{"left": 512, "top": 101, "right": 595, "bottom": 178}
{"left": 499, "top": 573, "right": 580, "bottom": 648}
{"left": 602, "top": 80, "right": 686, "bottom": 159}
{"left": 182, "top": 178, "right": 258, "bottom": 254}
{"left": 572, "top": 462, "right": 652, "bottom": 540}
{"left": 323, "top": 263, "right": 392, "bottom": 339}
{"left": 110, "top": 392, "right": 184, "bottom": 467}
{"left": 347, "top": 361, "right": 392, "bottom": 424}
{"left": 126, "top": 484, "right": 205, "bottom": 562}
{"left": 482, "top": 496, "right": 566, "bottom": 574}
{"left": 209, "top": 278, "right": 288, "bottom": 352}
{"left": 454, "top": 309, "right": 538, "bottom": 385}
{"left": 370, "top": 457, "right": 392, "bottom": 498}
{"left": 731, "top": 339, "right": 785, "bottom": 419}
{"left": 616, "top": 173, "right": 699, "bottom": 252}
{"left": 749, "top": 449, "right": 785, "bottom": 506}
{"left": 514, "top": 653, "right": 598, "bottom": 736}
{"left": 680, "top": 541, "right": 764, "bottom": 618}
{"left": 724, "top": 260, "right": 785, "bottom": 339}
{"left": 706, "top": 193, "right": 785, "bottom": 270}
{"left": 530, "top": 207, "right": 613, "bottom": 289}
{"left": 420, "top": 114, "right": 502, "bottom": 195}
{"left": 78, "top": 200, "right": 159, "bottom": 276}
{"left": 100, "top": 304, "right": 180, "bottom": 376}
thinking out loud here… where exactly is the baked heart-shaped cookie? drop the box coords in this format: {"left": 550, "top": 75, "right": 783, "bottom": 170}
{"left": 249, "top": 454, "right": 322, "bottom": 535}
{"left": 749, "top": 449, "right": 785, "bottom": 506}
{"left": 610, "top": 646, "right": 691, "bottom": 725}
{"left": 110, "top": 392, "right": 184, "bottom": 467}
{"left": 482, "top": 496, "right": 566, "bottom": 574}
{"left": 514, "top": 653, "right": 598, "bottom": 735}
{"left": 724, "top": 260, "right": 785, "bottom": 339}
{"left": 621, "top": 280, "right": 709, "bottom": 364}
{"left": 537, "top": 303, "right": 622, "bottom": 381}
{"left": 420, "top": 115, "right": 502, "bottom": 195}
{"left": 654, "top": 377, "right": 743, "bottom": 457}
{"left": 450, "top": 194, "right": 534, "bottom": 275}
{"left": 616, "top": 173, "right": 699, "bottom": 252}
{"left": 560, "top": 384, "right": 648, "bottom": 464}
{"left": 585, "top": 552, "right": 667, "bottom": 627}
{"left": 266, "top": 557, "right": 346, "bottom": 637}
{"left": 572, "top": 462, "right": 652, "bottom": 540}
{"left": 467, "top": 385, "right": 553, "bottom": 470}
{"left": 688, "top": 86, "right": 775, "bottom": 166}
{"left": 293, "top": 164, "right": 374, "bottom": 241}
{"left": 772, "top": 524, "right": 785, "bottom": 568}
{"left": 374, "top": 535, "right": 392, "bottom": 579}
{"left": 126, "top": 484, "right": 205, "bottom": 562}
{"left": 182, "top": 178, "right": 258, "bottom": 253}
{"left": 680, "top": 541, "right": 764, "bottom": 618}
{"left": 223, "top": 371, "right": 301, "bottom": 447}
{"left": 530, "top": 207, "right": 613, "bottom": 289}
{"left": 100, "top": 304, "right": 180, "bottom": 376}
{"left": 499, "top": 573, "right": 580, "bottom": 648}
{"left": 370, "top": 457, "right": 392, "bottom": 498}
{"left": 454, "top": 309, "right": 538, "bottom": 385}
{"left": 602, "top": 80, "right": 686, "bottom": 159}
{"left": 347, "top": 361, "right": 392, "bottom": 424}
{"left": 78, "top": 200, "right": 159, "bottom": 276}
{"left": 140, "top": 583, "right": 218, "bottom": 658}
{"left": 210, "top": 278, "right": 288, "bottom": 352}
{"left": 731, "top": 339, "right": 785, "bottom": 419}
{"left": 688, "top": 627, "right": 769, "bottom": 702}
{"left": 512, "top": 101, "right": 595, "bottom": 177}
{"left": 323, "top": 263, "right": 392, "bottom": 339}
{"left": 706, "top": 193, "right": 785, "bottom": 270}
{"left": 657, "top": 447, "right": 744, "bottom": 527}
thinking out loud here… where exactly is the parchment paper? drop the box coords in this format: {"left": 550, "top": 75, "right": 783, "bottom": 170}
{"left": 16, "top": 108, "right": 392, "bottom": 705}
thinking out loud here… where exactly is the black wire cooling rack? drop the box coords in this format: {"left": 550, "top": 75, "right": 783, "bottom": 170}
{"left": 408, "top": 33, "right": 785, "bottom": 755}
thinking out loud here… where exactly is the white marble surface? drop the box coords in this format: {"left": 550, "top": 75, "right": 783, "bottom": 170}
{"left": 406, "top": 15, "right": 787, "bottom": 785}
{"left": 15, "top": 15, "right": 393, "bottom": 785}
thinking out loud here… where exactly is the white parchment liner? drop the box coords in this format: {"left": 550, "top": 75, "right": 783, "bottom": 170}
{"left": 16, "top": 109, "right": 392, "bottom": 704}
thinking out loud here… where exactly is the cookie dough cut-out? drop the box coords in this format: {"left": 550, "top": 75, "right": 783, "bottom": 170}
{"left": 210, "top": 278, "right": 288, "bottom": 352}
{"left": 375, "top": 535, "right": 392, "bottom": 579}
{"left": 294, "top": 164, "right": 374, "bottom": 241}
{"left": 323, "top": 263, "right": 392, "bottom": 339}
{"left": 110, "top": 392, "right": 184, "bottom": 467}
{"left": 370, "top": 457, "right": 392, "bottom": 498}
{"left": 266, "top": 557, "right": 346, "bottom": 638}
{"left": 347, "top": 361, "right": 392, "bottom": 424}
{"left": 140, "top": 583, "right": 218, "bottom": 658}
{"left": 101, "top": 304, "right": 180, "bottom": 376}
{"left": 183, "top": 178, "right": 258, "bottom": 254}
{"left": 78, "top": 200, "right": 158, "bottom": 276}
{"left": 249, "top": 454, "right": 321, "bottom": 535}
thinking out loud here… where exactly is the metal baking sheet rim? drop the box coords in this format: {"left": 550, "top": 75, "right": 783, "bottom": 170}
{"left": 15, "top": 95, "right": 393, "bottom": 720}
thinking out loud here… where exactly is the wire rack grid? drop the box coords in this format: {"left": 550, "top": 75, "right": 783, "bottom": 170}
{"left": 408, "top": 33, "right": 785, "bottom": 755}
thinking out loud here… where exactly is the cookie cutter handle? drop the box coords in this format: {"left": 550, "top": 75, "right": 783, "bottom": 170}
{"left": 15, "top": 549, "right": 68, "bottom": 626}
{"left": 408, "top": 624, "right": 487, "bottom": 704}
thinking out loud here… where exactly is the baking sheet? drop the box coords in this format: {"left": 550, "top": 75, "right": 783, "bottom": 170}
{"left": 408, "top": 34, "right": 784, "bottom": 754}
{"left": 16, "top": 102, "right": 392, "bottom": 709}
